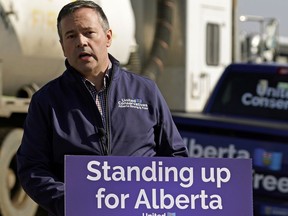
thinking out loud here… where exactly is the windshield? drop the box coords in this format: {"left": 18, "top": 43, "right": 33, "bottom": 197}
{"left": 210, "top": 68, "right": 288, "bottom": 121}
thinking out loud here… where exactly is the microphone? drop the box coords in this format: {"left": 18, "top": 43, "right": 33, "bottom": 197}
{"left": 97, "top": 128, "right": 108, "bottom": 155}
{"left": 98, "top": 128, "right": 106, "bottom": 139}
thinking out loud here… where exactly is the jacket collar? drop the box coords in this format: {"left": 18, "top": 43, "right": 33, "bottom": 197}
{"left": 64, "top": 53, "right": 120, "bottom": 81}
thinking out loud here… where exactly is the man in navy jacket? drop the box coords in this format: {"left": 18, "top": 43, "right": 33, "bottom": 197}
{"left": 17, "top": 1, "right": 188, "bottom": 215}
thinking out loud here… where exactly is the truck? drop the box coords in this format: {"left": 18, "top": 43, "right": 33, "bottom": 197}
{"left": 173, "top": 63, "right": 288, "bottom": 216}
{"left": 0, "top": 0, "right": 287, "bottom": 215}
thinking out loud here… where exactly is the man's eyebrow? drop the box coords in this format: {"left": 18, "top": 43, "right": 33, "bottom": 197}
{"left": 64, "top": 27, "right": 95, "bottom": 35}
{"left": 64, "top": 30, "right": 75, "bottom": 36}
{"left": 82, "top": 27, "right": 96, "bottom": 31}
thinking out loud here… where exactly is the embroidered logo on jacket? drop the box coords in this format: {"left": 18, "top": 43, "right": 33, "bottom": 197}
{"left": 118, "top": 98, "right": 148, "bottom": 110}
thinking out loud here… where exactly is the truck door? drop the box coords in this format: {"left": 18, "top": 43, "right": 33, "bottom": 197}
{"left": 188, "top": 1, "right": 232, "bottom": 111}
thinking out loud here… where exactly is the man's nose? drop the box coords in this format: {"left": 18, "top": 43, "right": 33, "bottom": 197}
{"left": 77, "top": 34, "right": 88, "bottom": 47}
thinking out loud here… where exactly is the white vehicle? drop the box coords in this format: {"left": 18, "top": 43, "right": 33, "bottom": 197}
{"left": 0, "top": 0, "right": 136, "bottom": 215}
{"left": 156, "top": 0, "right": 232, "bottom": 112}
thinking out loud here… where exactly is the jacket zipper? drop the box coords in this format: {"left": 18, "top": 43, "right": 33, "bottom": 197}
{"left": 78, "top": 78, "right": 108, "bottom": 155}
{"left": 105, "top": 71, "right": 112, "bottom": 155}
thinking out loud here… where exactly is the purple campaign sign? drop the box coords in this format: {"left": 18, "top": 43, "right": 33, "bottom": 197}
{"left": 65, "top": 156, "right": 253, "bottom": 216}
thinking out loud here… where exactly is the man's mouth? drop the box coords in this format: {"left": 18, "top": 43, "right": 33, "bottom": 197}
{"left": 79, "top": 52, "right": 93, "bottom": 60}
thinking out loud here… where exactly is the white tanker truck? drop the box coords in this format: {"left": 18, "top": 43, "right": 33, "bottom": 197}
{"left": 0, "top": 0, "right": 137, "bottom": 215}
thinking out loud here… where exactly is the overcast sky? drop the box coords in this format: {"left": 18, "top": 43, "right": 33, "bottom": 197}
{"left": 237, "top": 0, "right": 288, "bottom": 37}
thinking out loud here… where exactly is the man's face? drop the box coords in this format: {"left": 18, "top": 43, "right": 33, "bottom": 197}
{"left": 59, "top": 7, "right": 112, "bottom": 76}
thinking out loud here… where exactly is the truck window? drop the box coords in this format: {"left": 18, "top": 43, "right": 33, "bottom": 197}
{"left": 206, "top": 23, "right": 220, "bottom": 66}
{"left": 210, "top": 68, "right": 288, "bottom": 121}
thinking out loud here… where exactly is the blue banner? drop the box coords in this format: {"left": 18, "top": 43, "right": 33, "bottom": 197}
{"left": 65, "top": 156, "right": 252, "bottom": 216}
{"left": 180, "top": 131, "right": 288, "bottom": 199}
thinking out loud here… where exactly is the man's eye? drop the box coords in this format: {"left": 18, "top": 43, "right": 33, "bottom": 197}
{"left": 86, "top": 31, "right": 95, "bottom": 36}
{"left": 66, "top": 34, "right": 75, "bottom": 39}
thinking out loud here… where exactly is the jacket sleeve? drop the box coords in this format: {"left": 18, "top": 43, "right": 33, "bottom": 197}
{"left": 153, "top": 84, "right": 188, "bottom": 157}
{"left": 16, "top": 94, "right": 64, "bottom": 216}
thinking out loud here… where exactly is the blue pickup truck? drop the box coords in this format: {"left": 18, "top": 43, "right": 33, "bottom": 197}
{"left": 173, "top": 63, "right": 288, "bottom": 216}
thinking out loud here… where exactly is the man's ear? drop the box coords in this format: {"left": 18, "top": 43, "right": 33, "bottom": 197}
{"left": 106, "top": 29, "right": 112, "bottom": 47}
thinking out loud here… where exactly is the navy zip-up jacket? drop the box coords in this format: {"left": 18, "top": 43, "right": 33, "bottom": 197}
{"left": 17, "top": 55, "right": 188, "bottom": 216}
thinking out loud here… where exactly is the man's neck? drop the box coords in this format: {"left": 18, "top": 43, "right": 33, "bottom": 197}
{"left": 84, "top": 61, "right": 111, "bottom": 91}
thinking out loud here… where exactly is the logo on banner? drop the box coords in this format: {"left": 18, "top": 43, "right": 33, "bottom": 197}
{"left": 142, "top": 213, "right": 176, "bottom": 216}
{"left": 254, "top": 148, "right": 283, "bottom": 171}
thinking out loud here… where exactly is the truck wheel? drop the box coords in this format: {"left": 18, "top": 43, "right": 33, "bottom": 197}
{"left": 0, "top": 128, "right": 37, "bottom": 216}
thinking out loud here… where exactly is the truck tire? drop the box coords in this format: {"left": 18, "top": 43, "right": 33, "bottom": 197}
{"left": 0, "top": 128, "right": 37, "bottom": 216}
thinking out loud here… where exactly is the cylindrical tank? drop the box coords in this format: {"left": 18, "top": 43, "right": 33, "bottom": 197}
{"left": 0, "top": 1, "right": 137, "bottom": 216}
{"left": 0, "top": 0, "right": 65, "bottom": 96}
{"left": 0, "top": 0, "right": 136, "bottom": 96}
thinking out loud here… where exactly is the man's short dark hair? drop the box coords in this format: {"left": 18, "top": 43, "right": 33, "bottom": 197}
{"left": 57, "top": 0, "right": 110, "bottom": 40}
